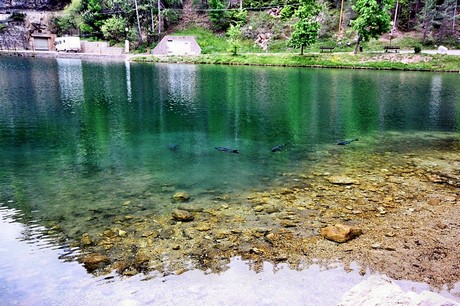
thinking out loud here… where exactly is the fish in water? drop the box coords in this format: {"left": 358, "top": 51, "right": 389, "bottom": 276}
{"left": 168, "top": 143, "right": 178, "bottom": 151}
{"left": 271, "top": 144, "right": 287, "bottom": 152}
{"left": 337, "top": 138, "right": 359, "bottom": 145}
{"left": 215, "top": 146, "right": 239, "bottom": 154}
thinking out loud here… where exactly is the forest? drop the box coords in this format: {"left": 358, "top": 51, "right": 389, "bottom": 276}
{"left": 48, "top": 0, "right": 460, "bottom": 52}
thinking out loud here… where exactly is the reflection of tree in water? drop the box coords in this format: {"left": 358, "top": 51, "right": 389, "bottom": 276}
{"left": 161, "top": 64, "right": 198, "bottom": 115}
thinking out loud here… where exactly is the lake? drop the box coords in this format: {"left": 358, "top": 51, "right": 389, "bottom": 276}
{"left": 1, "top": 57, "right": 459, "bottom": 304}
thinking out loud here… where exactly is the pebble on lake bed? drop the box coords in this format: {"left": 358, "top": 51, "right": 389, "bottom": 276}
{"left": 172, "top": 209, "right": 194, "bottom": 221}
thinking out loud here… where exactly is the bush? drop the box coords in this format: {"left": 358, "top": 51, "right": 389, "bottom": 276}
{"left": 10, "top": 12, "right": 26, "bottom": 22}
{"left": 53, "top": 15, "right": 79, "bottom": 36}
{"left": 101, "top": 17, "right": 126, "bottom": 44}
{"left": 227, "top": 24, "right": 242, "bottom": 55}
{"left": 414, "top": 44, "right": 422, "bottom": 54}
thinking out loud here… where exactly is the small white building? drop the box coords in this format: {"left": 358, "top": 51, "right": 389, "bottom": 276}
{"left": 151, "top": 36, "right": 201, "bottom": 56}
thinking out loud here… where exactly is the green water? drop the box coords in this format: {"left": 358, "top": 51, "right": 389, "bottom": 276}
{"left": 0, "top": 57, "right": 459, "bottom": 238}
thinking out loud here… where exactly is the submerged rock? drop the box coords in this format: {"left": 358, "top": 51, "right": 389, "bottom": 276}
{"left": 81, "top": 233, "right": 93, "bottom": 246}
{"left": 80, "top": 253, "right": 109, "bottom": 272}
{"left": 320, "top": 223, "right": 362, "bottom": 243}
{"left": 195, "top": 223, "right": 211, "bottom": 231}
{"left": 172, "top": 209, "right": 194, "bottom": 222}
{"left": 327, "top": 176, "right": 359, "bottom": 185}
{"left": 159, "top": 228, "right": 175, "bottom": 239}
{"left": 178, "top": 203, "right": 204, "bottom": 212}
{"left": 172, "top": 191, "right": 191, "bottom": 202}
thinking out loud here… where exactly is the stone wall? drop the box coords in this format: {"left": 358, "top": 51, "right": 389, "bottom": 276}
{"left": 0, "top": 10, "right": 56, "bottom": 50}
{"left": 0, "top": 0, "right": 70, "bottom": 11}
{"left": 81, "top": 41, "right": 124, "bottom": 55}
{"left": 0, "top": 22, "right": 27, "bottom": 49}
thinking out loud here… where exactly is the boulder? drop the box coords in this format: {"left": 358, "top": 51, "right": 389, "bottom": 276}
{"left": 438, "top": 45, "right": 448, "bottom": 54}
{"left": 320, "top": 223, "right": 362, "bottom": 243}
{"left": 172, "top": 191, "right": 191, "bottom": 202}
{"left": 172, "top": 209, "right": 194, "bottom": 222}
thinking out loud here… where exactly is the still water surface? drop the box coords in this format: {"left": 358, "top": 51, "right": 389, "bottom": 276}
{"left": 0, "top": 57, "right": 459, "bottom": 303}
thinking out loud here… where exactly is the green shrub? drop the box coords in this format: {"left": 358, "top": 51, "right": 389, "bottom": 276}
{"left": 280, "top": 6, "right": 295, "bottom": 20}
{"left": 414, "top": 44, "right": 422, "bottom": 54}
{"left": 227, "top": 24, "right": 242, "bottom": 55}
{"left": 101, "top": 17, "right": 126, "bottom": 44}
{"left": 10, "top": 12, "right": 26, "bottom": 22}
{"left": 53, "top": 15, "right": 79, "bottom": 36}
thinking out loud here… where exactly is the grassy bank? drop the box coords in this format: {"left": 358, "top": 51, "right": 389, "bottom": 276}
{"left": 132, "top": 52, "right": 460, "bottom": 73}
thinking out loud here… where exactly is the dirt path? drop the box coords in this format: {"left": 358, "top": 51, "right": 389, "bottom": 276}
{"left": 166, "top": 0, "right": 212, "bottom": 33}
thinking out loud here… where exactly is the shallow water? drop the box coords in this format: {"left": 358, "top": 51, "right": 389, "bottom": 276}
{"left": 2, "top": 205, "right": 459, "bottom": 305}
{"left": 0, "top": 57, "right": 459, "bottom": 302}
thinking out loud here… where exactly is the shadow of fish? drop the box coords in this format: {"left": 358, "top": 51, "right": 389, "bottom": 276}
{"left": 337, "top": 138, "right": 359, "bottom": 145}
{"left": 215, "top": 146, "right": 239, "bottom": 154}
{"left": 271, "top": 144, "right": 287, "bottom": 152}
{"left": 168, "top": 143, "right": 178, "bottom": 151}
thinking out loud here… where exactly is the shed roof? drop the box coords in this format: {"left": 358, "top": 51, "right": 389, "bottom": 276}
{"left": 151, "top": 36, "right": 201, "bottom": 56}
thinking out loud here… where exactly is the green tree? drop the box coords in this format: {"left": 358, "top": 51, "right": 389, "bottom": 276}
{"left": 435, "top": 0, "right": 457, "bottom": 41}
{"left": 226, "top": 24, "right": 242, "bottom": 55}
{"left": 80, "top": 0, "right": 105, "bottom": 37}
{"left": 54, "top": 15, "right": 79, "bottom": 36}
{"left": 208, "top": 0, "right": 247, "bottom": 31}
{"left": 288, "top": 0, "right": 321, "bottom": 55}
{"left": 53, "top": 0, "right": 83, "bottom": 36}
{"left": 351, "top": 0, "right": 394, "bottom": 53}
{"left": 101, "top": 16, "right": 126, "bottom": 43}
{"left": 419, "top": 0, "right": 436, "bottom": 42}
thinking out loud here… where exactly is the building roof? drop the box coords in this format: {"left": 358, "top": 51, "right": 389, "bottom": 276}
{"left": 151, "top": 36, "right": 201, "bottom": 56}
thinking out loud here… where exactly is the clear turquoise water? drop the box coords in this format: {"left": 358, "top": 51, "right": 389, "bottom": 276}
{"left": 1, "top": 57, "right": 459, "bottom": 235}
{"left": 1, "top": 57, "right": 460, "bottom": 304}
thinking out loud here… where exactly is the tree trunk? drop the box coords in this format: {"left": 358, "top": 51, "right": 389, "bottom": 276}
{"left": 452, "top": 0, "right": 457, "bottom": 33}
{"left": 300, "top": 44, "right": 304, "bottom": 55}
{"left": 134, "top": 0, "right": 144, "bottom": 45}
{"left": 338, "top": 0, "right": 345, "bottom": 35}
{"left": 158, "top": 0, "right": 162, "bottom": 35}
{"left": 392, "top": 0, "right": 399, "bottom": 32}
{"left": 354, "top": 35, "right": 362, "bottom": 54}
{"left": 150, "top": 0, "right": 155, "bottom": 33}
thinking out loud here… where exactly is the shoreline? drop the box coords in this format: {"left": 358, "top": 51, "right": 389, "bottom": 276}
{"left": 133, "top": 52, "right": 460, "bottom": 73}
{"left": 2, "top": 49, "right": 460, "bottom": 73}
{"left": 0, "top": 50, "right": 133, "bottom": 61}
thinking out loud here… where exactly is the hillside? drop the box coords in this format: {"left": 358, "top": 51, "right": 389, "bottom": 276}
{"left": 0, "top": 0, "right": 459, "bottom": 52}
